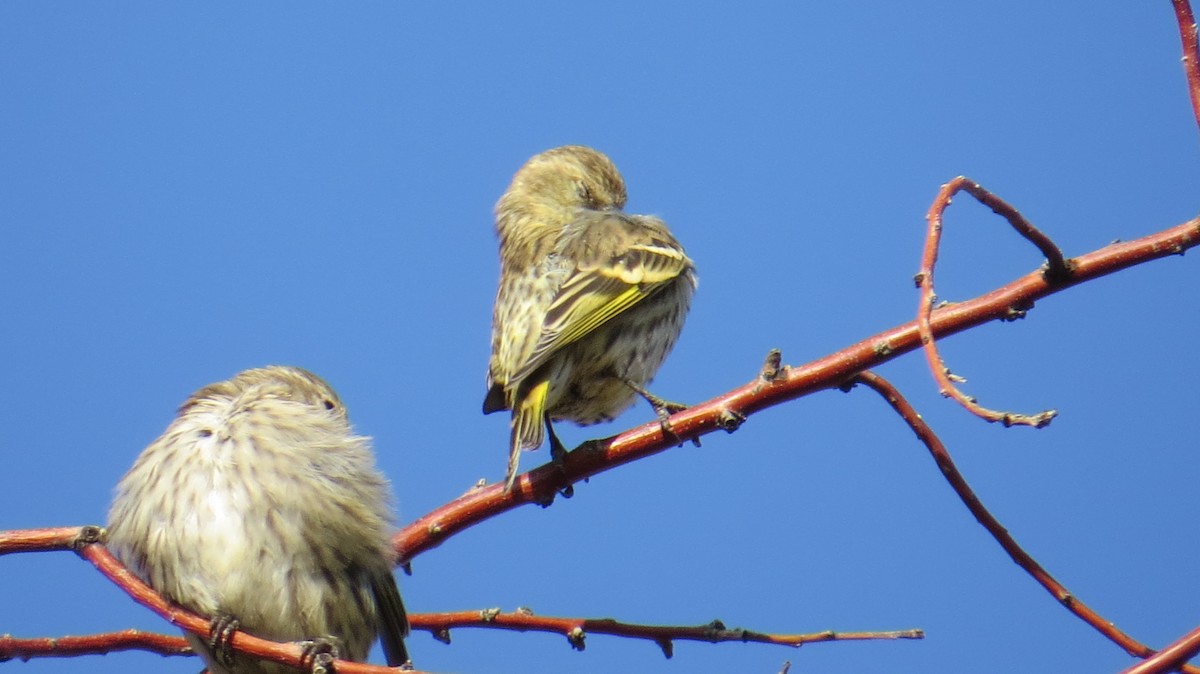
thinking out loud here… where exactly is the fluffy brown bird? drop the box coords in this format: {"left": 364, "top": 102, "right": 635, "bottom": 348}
{"left": 106, "top": 366, "right": 410, "bottom": 673}
{"left": 484, "top": 145, "right": 697, "bottom": 491}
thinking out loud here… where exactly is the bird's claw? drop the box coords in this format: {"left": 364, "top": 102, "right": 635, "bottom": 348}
{"left": 299, "top": 636, "right": 341, "bottom": 674}
{"left": 208, "top": 615, "right": 241, "bottom": 668}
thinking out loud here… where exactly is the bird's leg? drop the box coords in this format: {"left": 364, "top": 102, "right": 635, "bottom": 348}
{"left": 208, "top": 614, "right": 241, "bottom": 668}
{"left": 546, "top": 415, "right": 569, "bottom": 464}
{"left": 545, "top": 415, "right": 574, "bottom": 499}
{"left": 622, "top": 378, "right": 698, "bottom": 447}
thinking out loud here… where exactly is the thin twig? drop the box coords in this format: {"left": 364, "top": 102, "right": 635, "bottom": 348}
{"left": 850, "top": 371, "right": 1199, "bottom": 674}
{"left": 916, "top": 177, "right": 1061, "bottom": 428}
{"left": 415, "top": 610, "right": 921, "bottom": 658}
{"left": 0, "top": 526, "right": 83, "bottom": 556}
{"left": 1173, "top": 0, "right": 1200, "bottom": 131}
{"left": 0, "top": 630, "right": 192, "bottom": 661}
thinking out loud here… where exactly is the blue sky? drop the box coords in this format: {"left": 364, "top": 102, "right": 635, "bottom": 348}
{"left": 2, "top": 3, "right": 1198, "bottom": 673}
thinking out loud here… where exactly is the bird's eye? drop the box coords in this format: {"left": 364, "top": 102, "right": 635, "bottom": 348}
{"left": 323, "top": 399, "right": 336, "bottom": 411}
{"left": 578, "top": 182, "right": 594, "bottom": 203}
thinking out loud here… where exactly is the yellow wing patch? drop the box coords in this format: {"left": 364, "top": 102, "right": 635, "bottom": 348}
{"left": 510, "top": 240, "right": 691, "bottom": 385}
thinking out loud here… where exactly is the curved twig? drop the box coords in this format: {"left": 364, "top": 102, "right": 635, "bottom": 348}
{"left": 1174, "top": 0, "right": 1200, "bottom": 131}
{"left": 916, "top": 177, "right": 1061, "bottom": 428}
{"left": 849, "top": 371, "right": 1199, "bottom": 674}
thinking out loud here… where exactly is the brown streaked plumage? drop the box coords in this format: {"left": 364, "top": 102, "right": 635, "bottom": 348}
{"left": 484, "top": 145, "right": 697, "bottom": 491}
{"left": 107, "top": 366, "right": 410, "bottom": 673}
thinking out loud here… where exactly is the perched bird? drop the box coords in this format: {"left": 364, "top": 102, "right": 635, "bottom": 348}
{"left": 106, "top": 366, "right": 410, "bottom": 673}
{"left": 484, "top": 145, "right": 697, "bottom": 491}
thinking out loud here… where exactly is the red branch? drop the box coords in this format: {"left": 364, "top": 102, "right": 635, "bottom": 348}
{"left": 849, "top": 371, "right": 1200, "bottom": 674}
{"left": 1174, "top": 0, "right": 1200, "bottom": 130}
{"left": 1120, "top": 625, "right": 1200, "bottom": 674}
{"left": 0, "top": 630, "right": 191, "bottom": 661}
{"left": 396, "top": 214, "right": 1200, "bottom": 564}
{"left": 75, "top": 539, "right": 425, "bottom": 674}
{"left": 414, "top": 609, "right": 922, "bottom": 658}
{"left": 0, "top": 526, "right": 83, "bottom": 555}
{"left": 916, "top": 177, "right": 1061, "bottom": 428}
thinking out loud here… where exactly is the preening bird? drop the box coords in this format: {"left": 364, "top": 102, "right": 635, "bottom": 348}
{"left": 484, "top": 145, "right": 697, "bottom": 491}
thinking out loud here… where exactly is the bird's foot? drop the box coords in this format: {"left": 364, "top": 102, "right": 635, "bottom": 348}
{"left": 624, "top": 379, "right": 697, "bottom": 447}
{"left": 298, "top": 636, "right": 341, "bottom": 674}
{"left": 207, "top": 615, "right": 240, "bottom": 668}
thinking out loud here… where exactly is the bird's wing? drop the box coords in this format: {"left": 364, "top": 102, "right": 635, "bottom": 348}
{"left": 510, "top": 213, "right": 692, "bottom": 385}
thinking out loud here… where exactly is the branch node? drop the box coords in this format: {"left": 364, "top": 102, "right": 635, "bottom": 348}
{"left": 433, "top": 628, "right": 452, "bottom": 645}
{"left": 480, "top": 608, "right": 502, "bottom": 622}
{"left": 655, "top": 637, "right": 674, "bottom": 659}
{"left": 716, "top": 409, "right": 746, "bottom": 433}
{"left": 872, "top": 340, "right": 895, "bottom": 357}
{"left": 759, "top": 348, "right": 785, "bottom": 382}
{"left": 1041, "top": 257, "right": 1076, "bottom": 282}
{"left": 1001, "top": 304, "right": 1031, "bottom": 321}
{"left": 71, "top": 526, "right": 105, "bottom": 553}
{"left": 999, "top": 409, "right": 1057, "bottom": 428}
{"left": 566, "top": 626, "right": 586, "bottom": 651}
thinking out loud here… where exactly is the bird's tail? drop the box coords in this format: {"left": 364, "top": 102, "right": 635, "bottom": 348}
{"left": 506, "top": 379, "right": 549, "bottom": 491}
{"left": 370, "top": 572, "right": 410, "bottom": 668}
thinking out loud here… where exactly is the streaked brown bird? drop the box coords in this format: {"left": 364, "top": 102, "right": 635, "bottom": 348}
{"left": 106, "top": 366, "right": 410, "bottom": 673}
{"left": 484, "top": 145, "right": 697, "bottom": 491}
